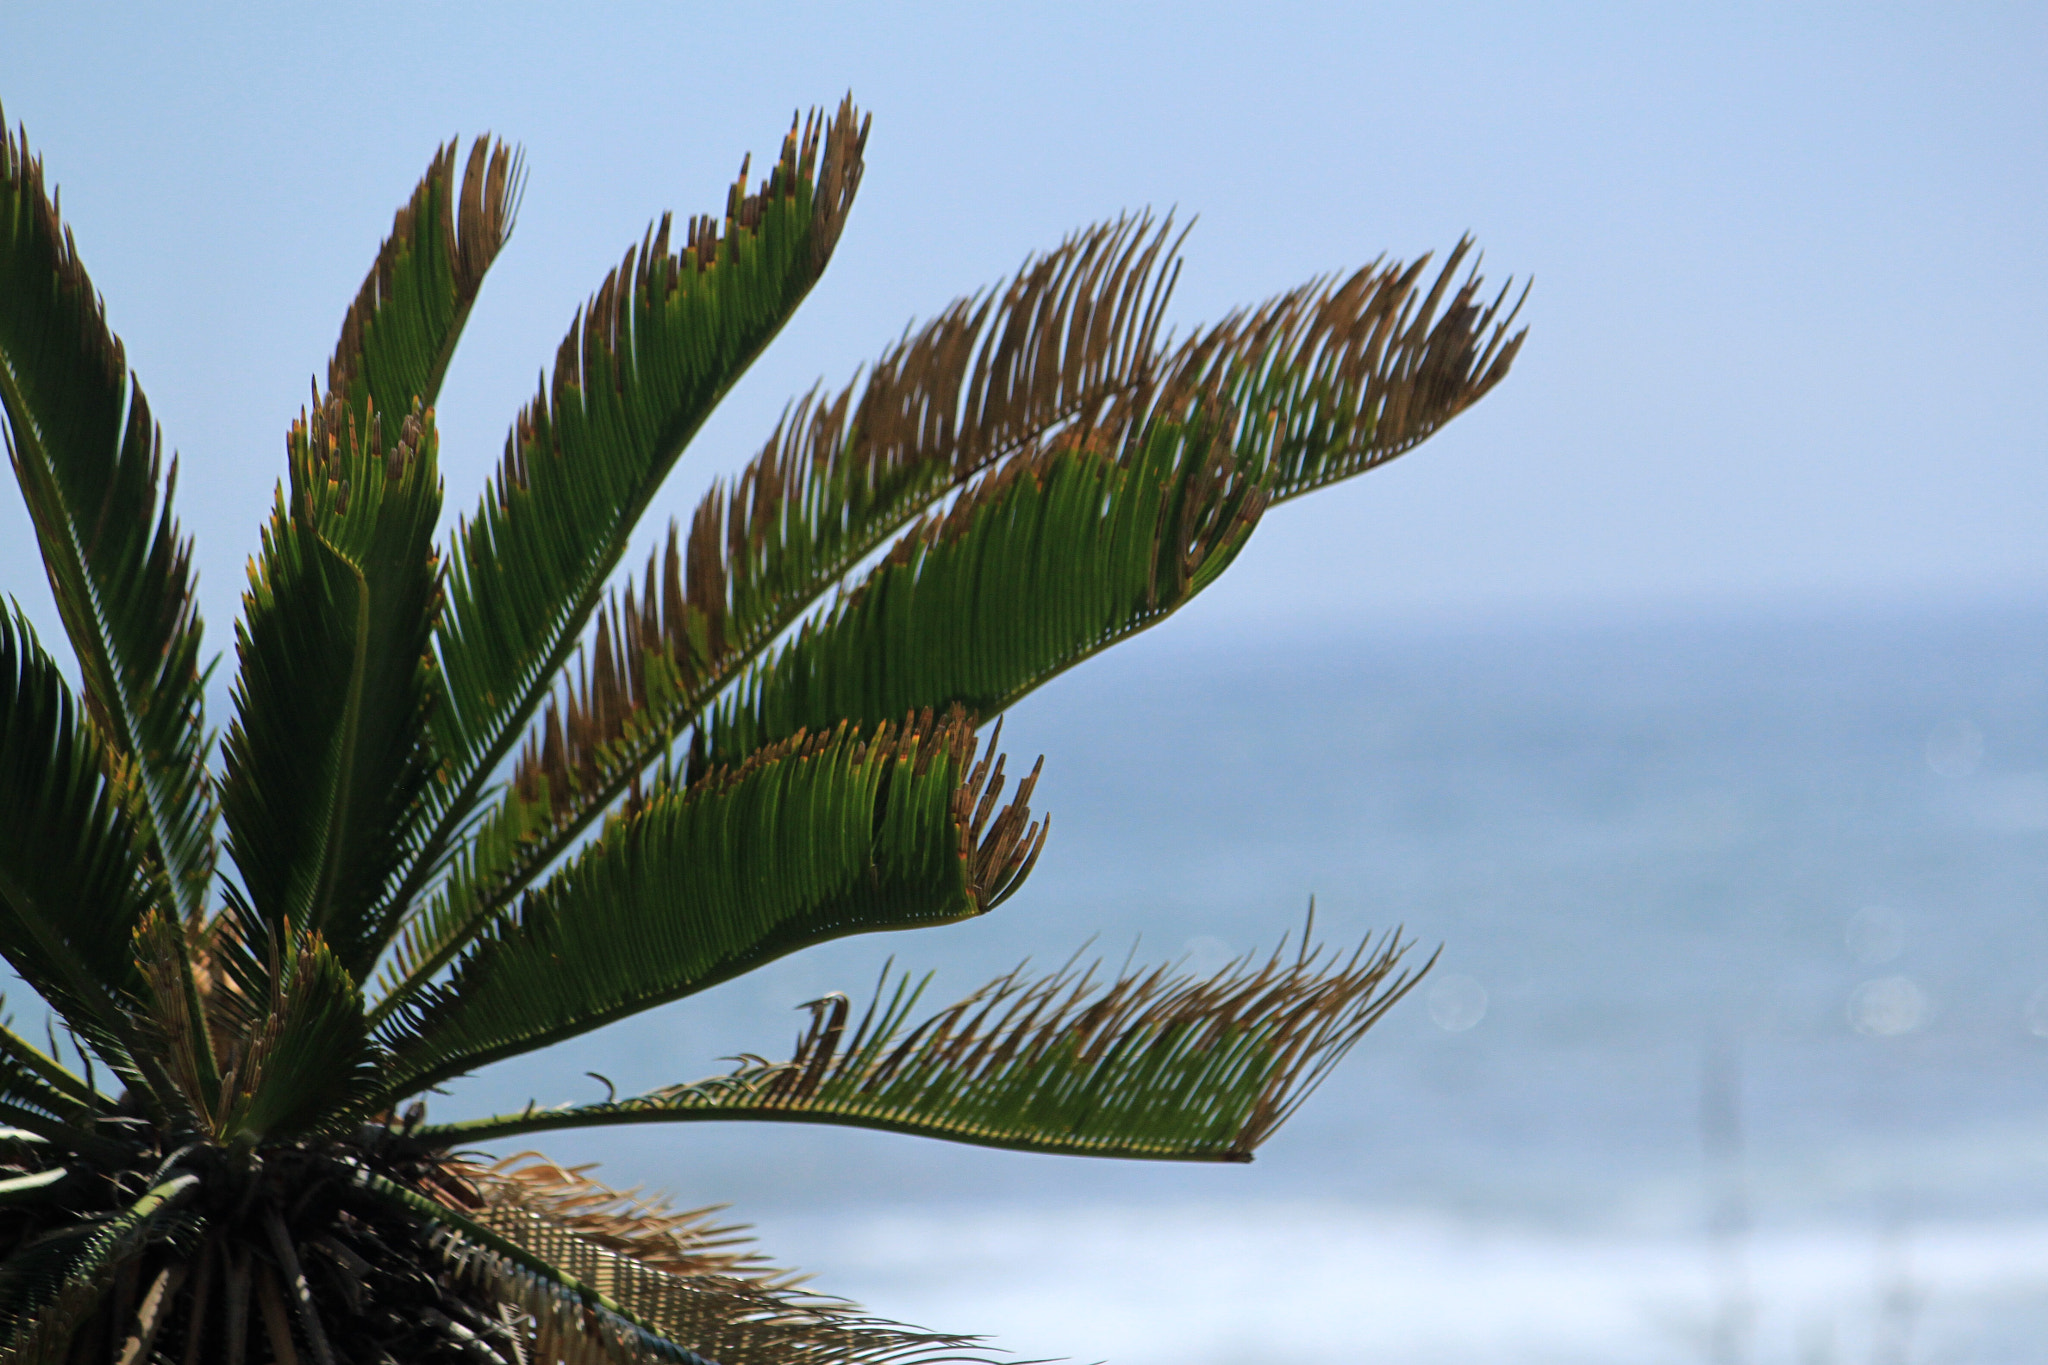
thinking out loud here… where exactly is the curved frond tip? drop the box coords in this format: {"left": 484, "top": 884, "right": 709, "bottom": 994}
{"left": 421, "top": 914, "right": 1428, "bottom": 1163}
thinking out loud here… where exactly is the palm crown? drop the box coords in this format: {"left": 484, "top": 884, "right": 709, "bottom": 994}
{"left": 0, "top": 96, "right": 1522, "bottom": 1364}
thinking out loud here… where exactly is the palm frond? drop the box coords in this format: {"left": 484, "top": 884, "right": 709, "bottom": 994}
{"left": 1187, "top": 237, "right": 1526, "bottom": 504}
{"left": 460, "top": 1154, "right": 781, "bottom": 1283}
{"left": 0, "top": 604, "right": 156, "bottom": 1078}
{"left": 351, "top": 1167, "right": 719, "bottom": 1365}
{"left": 0, "top": 103, "right": 213, "bottom": 921}
{"left": 327, "top": 135, "right": 522, "bottom": 448}
{"left": 702, "top": 409, "right": 1263, "bottom": 766}
{"left": 0, "top": 1023, "right": 111, "bottom": 1154}
{"left": 218, "top": 395, "right": 442, "bottom": 976}
{"left": 396, "top": 100, "right": 869, "bottom": 939}
{"left": 423, "top": 917, "right": 1424, "bottom": 1162}
{"left": 0, "top": 1172, "right": 200, "bottom": 1362}
{"left": 392, "top": 1167, "right": 998, "bottom": 1365}
{"left": 699, "top": 242, "right": 1524, "bottom": 768}
{"left": 372, "top": 714, "right": 1042, "bottom": 1100}
{"left": 377, "top": 217, "right": 1179, "bottom": 999}
{"left": 207, "top": 933, "right": 377, "bottom": 1143}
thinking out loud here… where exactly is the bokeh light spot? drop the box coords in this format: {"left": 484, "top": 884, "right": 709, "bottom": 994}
{"left": 1849, "top": 976, "right": 1928, "bottom": 1037}
{"left": 1428, "top": 974, "right": 1489, "bottom": 1032}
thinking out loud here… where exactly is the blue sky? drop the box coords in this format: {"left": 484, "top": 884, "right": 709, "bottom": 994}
{"left": 1, "top": 2, "right": 2041, "bottom": 645}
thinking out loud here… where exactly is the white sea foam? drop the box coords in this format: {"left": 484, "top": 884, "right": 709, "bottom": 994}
{"left": 773, "top": 1203, "right": 2048, "bottom": 1365}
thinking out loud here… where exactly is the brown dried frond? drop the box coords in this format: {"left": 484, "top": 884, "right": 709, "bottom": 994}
{"left": 437, "top": 1194, "right": 1002, "bottom": 1365}
{"left": 459, "top": 1153, "right": 777, "bottom": 1282}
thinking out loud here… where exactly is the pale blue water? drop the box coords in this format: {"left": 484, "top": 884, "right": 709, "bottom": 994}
{"left": 452, "top": 594, "right": 2047, "bottom": 1363}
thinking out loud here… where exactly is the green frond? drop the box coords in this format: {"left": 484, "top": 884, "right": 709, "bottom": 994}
{"left": 375, "top": 217, "right": 1180, "bottom": 1000}
{"left": 397, "top": 100, "right": 869, "bottom": 936}
{"left": 0, "top": 604, "right": 156, "bottom": 1075}
{"left": 207, "top": 933, "right": 376, "bottom": 1143}
{"left": 219, "top": 394, "right": 442, "bottom": 976}
{"left": 703, "top": 409, "right": 1264, "bottom": 766}
{"left": 372, "top": 714, "right": 1042, "bottom": 1100}
{"left": 0, "top": 1026, "right": 116, "bottom": 1159}
{"left": 0, "top": 103, "right": 214, "bottom": 921}
{"left": 0, "top": 1171, "right": 200, "bottom": 1362}
{"left": 422, "top": 917, "right": 1425, "bottom": 1162}
{"left": 327, "top": 135, "right": 523, "bottom": 448}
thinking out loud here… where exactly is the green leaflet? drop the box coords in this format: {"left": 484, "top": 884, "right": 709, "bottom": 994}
{"left": 418, "top": 925, "right": 1425, "bottom": 1162}
{"left": 402, "top": 103, "right": 868, "bottom": 935}
{"left": 219, "top": 398, "right": 442, "bottom": 977}
{"left": 0, "top": 108, "right": 213, "bottom": 922}
{"left": 373, "top": 715, "right": 1041, "bottom": 1102}
{"left": 703, "top": 412, "right": 1265, "bottom": 768}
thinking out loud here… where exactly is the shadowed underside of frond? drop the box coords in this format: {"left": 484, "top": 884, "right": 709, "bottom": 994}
{"left": 0, "top": 102, "right": 214, "bottom": 923}
{"left": 421, "top": 918, "right": 1426, "bottom": 1162}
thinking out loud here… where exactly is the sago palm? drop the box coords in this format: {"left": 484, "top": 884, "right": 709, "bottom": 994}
{"left": 0, "top": 94, "right": 1523, "bottom": 1364}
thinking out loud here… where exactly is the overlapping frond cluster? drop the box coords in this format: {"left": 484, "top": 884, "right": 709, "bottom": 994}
{"left": 0, "top": 86, "right": 1524, "bottom": 1364}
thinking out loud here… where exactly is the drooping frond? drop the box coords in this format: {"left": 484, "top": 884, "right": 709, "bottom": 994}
{"left": 0, "top": 606, "right": 156, "bottom": 1079}
{"left": 702, "top": 411, "right": 1264, "bottom": 766}
{"left": 422, "top": 918, "right": 1425, "bottom": 1162}
{"left": 378, "top": 218, "right": 1181, "bottom": 996}
{"left": 219, "top": 395, "right": 442, "bottom": 977}
{"left": 383, "top": 1168, "right": 998, "bottom": 1365}
{"left": 401, "top": 101, "right": 869, "bottom": 938}
{"left": 327, "top": 135, "right": 522, "bottom": 448}
{"left": 461, "top": 1154, "right": 781, "bottom": 1283}
{"left": 0, "top": 103, "right": 213, "bottom": 921}
{"left": 0, "top": 1172, "right": 201, "bottom": 1362}
{"left": 372, "top": 715, "right": 1042, "bottom": 1099}
{"left": 352, "top": 1167, "right": 719, "bottom": 1365}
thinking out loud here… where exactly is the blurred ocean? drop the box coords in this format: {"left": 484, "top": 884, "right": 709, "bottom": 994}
{"left": 440, "top": 594, "right": 2044, "bottom": 1362}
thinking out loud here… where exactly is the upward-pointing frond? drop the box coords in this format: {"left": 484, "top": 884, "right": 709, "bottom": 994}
{"left": 219, "top": 394, "right": 442, "bottom": 978}
{"left": 327, "top": 134, "right": 523, "bottom": 448}
{"left": 399, "top": 100, "right": 869, "bottom": 943}
{"left": 0, "top": 102, "right": 213, "bottom": 921}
